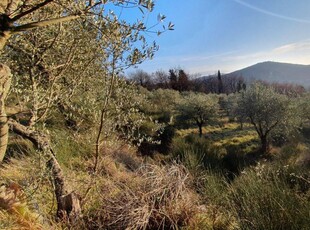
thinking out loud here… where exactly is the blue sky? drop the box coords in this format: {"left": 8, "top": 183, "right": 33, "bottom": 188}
{"left": 129, "top": 0, "right": 310, "bottom": 75}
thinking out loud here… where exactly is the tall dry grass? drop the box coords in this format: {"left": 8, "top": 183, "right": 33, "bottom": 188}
{"left": 82, "top": 164, "right": 199, "bottom": 230}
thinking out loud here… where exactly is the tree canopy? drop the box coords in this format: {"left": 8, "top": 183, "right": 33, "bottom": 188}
{"left": 237, "top": 82, "right": 300, "bottom": 153}
{"left": 177, "top": 92, "right": 218, "bottom": 137}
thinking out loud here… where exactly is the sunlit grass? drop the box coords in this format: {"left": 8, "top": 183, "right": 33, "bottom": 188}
{"left": 213, "top": 131, "right": 258, "bottom": 147}
{"left": 176, "top": 121, "right": 259, "bottom": 152}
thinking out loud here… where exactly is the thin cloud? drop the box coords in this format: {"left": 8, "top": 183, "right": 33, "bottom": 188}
{"left": 233, "top": 0, "right": 310, "bottom": 24}
{"left": 273, "top": 41, "right": 310, "bottom": 54}
{"left": 224, "top": 40, "right": 310, "bottom": 61}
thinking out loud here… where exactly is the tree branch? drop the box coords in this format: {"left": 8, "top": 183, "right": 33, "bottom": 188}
{"left": 250, "top": 116, "right": 262, "bottom": 137}
{"left": 265, "top": 120, "right": 279, "bottom": 136}
{"left": 11, "top": 0, "right": 55, "bottom": 21}
{"left": 11, "top": 15, "right": 80, "bottom": 33}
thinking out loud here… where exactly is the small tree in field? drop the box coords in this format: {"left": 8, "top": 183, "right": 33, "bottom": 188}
{"left": 177, "top": 92, "right": 218, "bottom": 137}
{"left": 238, "top": 83, "right": 299, "bottom": 154}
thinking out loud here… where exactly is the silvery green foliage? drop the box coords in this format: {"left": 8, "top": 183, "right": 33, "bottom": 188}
{"left": 1, "top": 0, "right": 171, "bottom": 127}
{"left": 177, "top": 92, "right": 219, "bottom": 129}
{"left": 99, "top": 78, "right": 161, "bottom": 143}
{"left": 4, "top": 17, "right": 104, "bottom": 124}
{"left": 297, "top": 92, "right": 310, "bottom": 122}
{"left": 142, "top": 88, "right": 181, "bottom": 123}
{"left": 238, "top": 82, "right": 301, "bottom": 144}
{"left": 219, "top": 94, "right": 239, "bottom": 119}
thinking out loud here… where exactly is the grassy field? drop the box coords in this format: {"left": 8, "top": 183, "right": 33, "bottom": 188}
{"left": 1, "top": 112, "right": 309, "bottom": 229}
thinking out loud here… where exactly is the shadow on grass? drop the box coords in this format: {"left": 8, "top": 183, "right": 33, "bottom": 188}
{"left": 170, "top": 133, "right": 266, "bottom": 180}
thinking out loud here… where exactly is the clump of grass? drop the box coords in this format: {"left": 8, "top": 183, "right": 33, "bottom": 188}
{"left": 193, "top": 159, "right": 310, "bottom": 230}
{"left": 83, "top": 164, "right": 199, "bottom": 230}
{"left": 188, "top": 171, "right": 240, "bottom": 230}
{"left": 228, "top": 163, "right": 310, "bottom": 230}
{"left": 0, "top": 157, "right": 57, "bottom": 229}
{"left": 170, "top": 135, "right": 205, "bottom": 170}
{"left": 6, "top": 135, "right": 35, "bottom": 160}
{"left": 171, "top": 135, "right": 226, "bottom": 172}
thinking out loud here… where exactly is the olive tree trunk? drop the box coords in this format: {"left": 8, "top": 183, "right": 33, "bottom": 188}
{"left": 8, "top": 118, "right": 82, "bottom": 221}
{"left": 196, "top": 120, "right": 203, "bottom": 137}
{"left": 0, "top": 63, "right": 11, "bottom": 162}
{"left": 260, "top": 135, "right": 269, "bottom": 154}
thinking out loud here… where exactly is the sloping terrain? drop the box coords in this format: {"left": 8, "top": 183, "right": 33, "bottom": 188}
{"left": 226, "top": 61, "right": 310, "bottom": 86}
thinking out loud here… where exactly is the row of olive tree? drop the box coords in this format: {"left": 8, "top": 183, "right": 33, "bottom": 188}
{"left": 167, "top": 82, "right": 306, "bottom": 155}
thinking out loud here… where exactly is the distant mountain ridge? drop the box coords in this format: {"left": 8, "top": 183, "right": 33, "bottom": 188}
{"left": 225, "top": 61, "right": 310, "bottom": 87}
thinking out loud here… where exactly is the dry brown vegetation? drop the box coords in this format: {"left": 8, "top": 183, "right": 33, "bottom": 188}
{"left": 1, "top": 140, "right": 211, "bottom": 229}
{"left": 86, "top": 164, "right": 198, "bottom": 229}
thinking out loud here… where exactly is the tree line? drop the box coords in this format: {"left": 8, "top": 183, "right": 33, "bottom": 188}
{"left": 129, "top": 68, "right": 307, "bottom": 96}
{"left": 128, "top": 68, "right": 247, "bottom": 94}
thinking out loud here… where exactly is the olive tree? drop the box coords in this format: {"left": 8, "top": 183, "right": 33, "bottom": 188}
{"left": 221, "top": 93, "right": 247, "bottom": 129}
{"left": 238, "top": 83, "right": 300, "bottom": 154}
{"left": 0, "top": 0, "right": 173, "bottom": 160}
{"left": 0, "top": 0, "right": 173, "bottom": 221}
{"left": 143, "top": 88, "right": 181, "bottom": 123}
{"left": 298, "top": 92, "right": 310, "bottom": 122}
{"left": 177, "top": 92, "right": 218, "bottom": 137}
{"left": 3, "top": 17, "right": 104, "bottom": 128}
